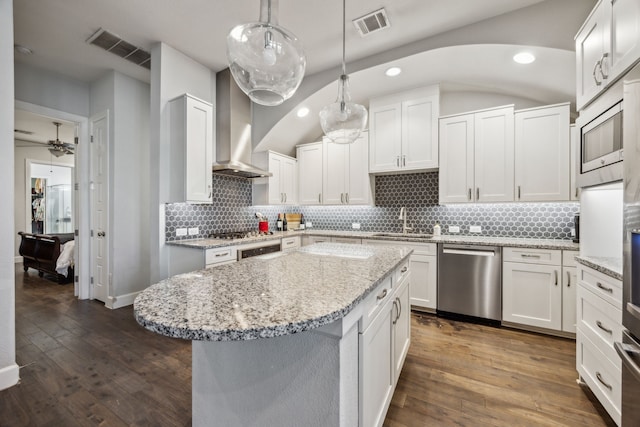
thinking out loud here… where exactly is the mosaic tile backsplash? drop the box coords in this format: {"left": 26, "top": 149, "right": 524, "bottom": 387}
{"left": 165, "top": 172, "right": 579, "bottom": 241}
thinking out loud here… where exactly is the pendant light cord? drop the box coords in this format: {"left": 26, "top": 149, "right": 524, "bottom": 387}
{"left": 341, "top": 0, "right": 346, "bottom": 76}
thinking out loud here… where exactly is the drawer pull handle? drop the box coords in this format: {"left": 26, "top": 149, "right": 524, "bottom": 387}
{"left": 377, "top": 289, "right": 388, "bottom": 301}
{"left": 566, "top": 271, "right": 571, "bottom": 287}
{"left": 401, "top": 266, "right": 408, "bottom": 273}
{"left": 597, "top": 282, "right": 613, "bottom": 293}
{"left": 215, "top": 252, "right": 229, "bottom": 258}
{"left": 554, "top": 270, "right": 558, "bottom": 286}
{"left": 596, "top": 372, "right": 613, "bottom": 390}
{"left": 596, "top": 320, "right": 613, "bottom": 334}
{"left": 521, "top": 254, "right": 541, "bottom": 258}
{"left": 392, "top": 300, "right": 399, "bottom": 325}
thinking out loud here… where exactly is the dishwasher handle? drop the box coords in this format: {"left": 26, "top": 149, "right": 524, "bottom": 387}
{"left": 442, "top": 247, "right": 497, "bottom": 257}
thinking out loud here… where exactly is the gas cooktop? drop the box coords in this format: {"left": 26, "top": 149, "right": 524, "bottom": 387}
{"left": 208, "top": 230, "right": 270, "bottom": 240}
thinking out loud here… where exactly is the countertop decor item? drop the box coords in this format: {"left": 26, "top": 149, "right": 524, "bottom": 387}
{"left": 319, "top": 0, "right": 368, "bottom": 144}
{"left": 226, "top": 0, "right": 306, "bottom": 106}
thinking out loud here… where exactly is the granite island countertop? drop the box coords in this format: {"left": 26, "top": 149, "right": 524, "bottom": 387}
{"left": 134, "top": 243, "right": 412, "bottom": 341}
{"left": 576, "top": 255, "right": 623, "bottom": 280}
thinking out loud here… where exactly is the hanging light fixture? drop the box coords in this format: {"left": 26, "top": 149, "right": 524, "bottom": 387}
{"left": 319, "top": 0, "right": 368, "bottom": 144}
{"left": 226, "top": 0, "right": 306, "bottom": 106}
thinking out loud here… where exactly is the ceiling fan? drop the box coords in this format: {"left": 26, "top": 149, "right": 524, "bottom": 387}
{"left": 47, "top": 122, "right": 74, "bottom": 157}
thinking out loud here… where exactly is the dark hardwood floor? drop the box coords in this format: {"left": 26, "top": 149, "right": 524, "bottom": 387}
{"left": 1, "top": 264, "right": 615, "bottom": 426}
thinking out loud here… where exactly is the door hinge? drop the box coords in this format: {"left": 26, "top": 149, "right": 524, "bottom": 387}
{"left": 90, "top": 135, "right": 94, "bottom": 143}
{"left": 74, "top": 183, "right": 79, "bottom": 190}
{"left": 74, "top": 229, "right": 79, "bottom": 237}
{"left": 91, "top": 230, "right": 94, "bottom": 237}
{"left": 74, "top": 275, "right": 79, "bottom": 283}
{"left": 74, "top": 136, "right": 79, "bottom": 145}
{"left": 91, "top": 277, "right": 94, "bottom": 284}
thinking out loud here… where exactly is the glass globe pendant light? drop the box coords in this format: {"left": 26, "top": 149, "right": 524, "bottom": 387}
{"left": 226, "top": 0, "right": 306, "bottom": 106}
{"left": 319, "top": 0, "right": 368, "bottom": 144}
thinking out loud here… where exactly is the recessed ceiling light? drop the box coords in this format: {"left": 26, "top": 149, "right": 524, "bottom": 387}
{"left": 296, "top": 107, "right": 310, "bottom": 118}
{"left": 385, "top": 66, "right": 402, "bottom": 77}
{"left": 14, "top": 44, "right": 33, "bottom": 55}
{"left": 513, "top": 52, "right": 535, "bottom": 64}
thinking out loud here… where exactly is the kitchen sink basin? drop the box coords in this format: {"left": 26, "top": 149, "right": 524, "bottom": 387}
{"left": 371, "top": 233, "right": 433, "bottom": 239}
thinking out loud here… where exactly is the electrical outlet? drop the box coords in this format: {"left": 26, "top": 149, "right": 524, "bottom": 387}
{"left": 470, "top": 225, "right": 482, "bottom": 233}
{"left": 306, "top": 221, "right": 312, "bottom": 229}
{"left": 352, "top": 223, "right": 361, "bottom": 230}
{"left": 188, "top": 227, "right": 199, "bottom": 236}
{"left": 570, "top": 228, "right": 576, "bottom": 237}
{"left": 448, "top": 226, "right": 460, "bottom": 233}
{"left": 176, "top": 228, "right": 188, "bottom": 236}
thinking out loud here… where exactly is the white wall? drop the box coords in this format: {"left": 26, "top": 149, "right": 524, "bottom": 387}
{"left": 149, "top": 42, "right": 216, "bottom": 283}
{"left": 0, "top": 0, "right": 19, "bottom": 391}
{"left": 13, "top": 147, "right": 73, "bottom": 258}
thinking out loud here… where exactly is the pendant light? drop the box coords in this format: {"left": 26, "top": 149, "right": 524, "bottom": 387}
{"left": 319, "top": 0, "right": 368, "bottom": 144}
{"left": 226, "top": 0, "right": 306, "bottom": 106}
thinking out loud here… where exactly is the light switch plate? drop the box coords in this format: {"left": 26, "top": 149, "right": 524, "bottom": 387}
{"left": 448, "top": 226, "right": 460, "bottom": 233}
{"left": 188, "top": 227, "right": 199, "bottom": 235}
{"left": 352, "top": 223, "right": 361, "bottom": 230}
{"left": 176, "top": 228, "right": 188, "bottom": 236}
{"left": 306, "top": 221, "right": 312, "bottom": 228}
{"left": 470, "top": 225, "right": 482, "bottom": 233}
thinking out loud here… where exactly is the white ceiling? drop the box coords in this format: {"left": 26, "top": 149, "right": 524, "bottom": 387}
{"left": 14, "top": 110, "right": 75, "bottom": 148}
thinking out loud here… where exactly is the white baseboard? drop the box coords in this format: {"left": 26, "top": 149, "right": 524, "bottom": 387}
{"left": 107, "top": 291, "right": 140, "bottom": 309}
{"left": 0, "top": 363, "right": 20, "bottom": 391}
{"left": 14, "top": 256, "right": 21, "bottom": 264}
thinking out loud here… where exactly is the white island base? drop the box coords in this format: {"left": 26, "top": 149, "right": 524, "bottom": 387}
{"left": 192, "top": 312, "right": 360, "bottom": 427}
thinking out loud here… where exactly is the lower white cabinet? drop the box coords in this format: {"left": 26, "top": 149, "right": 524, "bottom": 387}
{"left": 367, "top": 240, "right": 437, "bottom": 311}
{"left": 359, "top": 259, "right": 411, "bottom": 427}
{"left": 332, "top": 237, "right": 362, "bottom": 245}
{"left": 281, "top": 236, "right": 301, "bottom": 251}
{"left": 301, "top": 235, "right": 330, "bottom": 246}
{"left": 576, "top": 264, "right": 622, "bottom": 426}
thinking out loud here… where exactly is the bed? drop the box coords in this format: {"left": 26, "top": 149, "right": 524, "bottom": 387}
{"left": 18, "top": 232, "right": 75, "bottom": 284}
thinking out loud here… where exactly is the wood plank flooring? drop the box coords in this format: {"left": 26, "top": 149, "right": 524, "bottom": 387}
{"left": 1, "top": 265, "right": 614, "bottom": 426}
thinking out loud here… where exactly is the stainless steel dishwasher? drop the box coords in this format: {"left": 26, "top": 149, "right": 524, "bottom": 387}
{"left": 437, "top": 244, "right": 502, "bottom": 322}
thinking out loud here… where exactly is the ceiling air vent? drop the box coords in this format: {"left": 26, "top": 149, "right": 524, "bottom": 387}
{"left": 352, "top": 8, "right": 390, "bottom": 37}
{"left": 86, "top": 28, "right": 151, "bottom": 69}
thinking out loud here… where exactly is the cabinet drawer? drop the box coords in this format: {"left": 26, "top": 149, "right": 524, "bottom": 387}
{"left": 577, "top": 284, "right": 623, "bottom": 368}
{"left": 578, "top": 266, "right": 622, "bottom": 308}
{"left": 503, "top": 247, "right": 561, "bottom": 265}
{"left": 394, "top": 260, "right": 410, "bottom": 286}
{"left": 360, "top": 276, "right": 393, "bottom": 332}
{"left": 302, "top": 235, "right": 331, "bottom": 246}
{"left": 205, "top": 247, "right": 237, "bottom": 267}
{"left": 577, "top": 332, "right": 621, "bottom": 425}
{"left": 562, "top": 250, "right": 579, "bottom": 267}
{"left": 281, "top": 236, "right": 300, "bottom": 250}
{"left": 332, "top": 237, "right": 362, "bottom": 245}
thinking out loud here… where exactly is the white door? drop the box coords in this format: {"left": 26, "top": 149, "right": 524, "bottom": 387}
{"left": 609, "top": 0, "right": 640, "bottom": 83}
{"left": 268, "top": 153, "right": 283, "bottom": 204}
{"left": 563, "top": 266, "right": 577, "bottom": 333}
{"left": 297, "top": 143, "right": 323, "bottom": 204}
{"left": 280, "top": 157, "right": 297, "bottom": 205}
{"left": 575, "top": 2, "right": 610, "bottom": 109}
{"left": 438, "top": 114, "right": 474, "bottom": 203}
{"left": 393, "top": 278, "right": 411, "bottom": 383}
{"left": 90, "top": 113, "right": 109, "bottom": 303}
{"left": 402, "top": 95, "right": 438, "bottom": 170}
{"left": 369, "top": 102, "right": 402, "bottom": 173}
{"left": 323, "top": 139, "right": 348, "bottom": 204}
{"left": 346, "top": 131, "right": 371, "bottom": 205}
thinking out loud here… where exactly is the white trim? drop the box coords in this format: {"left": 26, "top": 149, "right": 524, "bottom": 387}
{"left": 107, "top": 291, "right": 140, "bottom": 310}
{"left": 0, "top": 363, "right": 20, "bottom": 391}
{"left": 14, "top": 256, "right": 21, "bottom": 263}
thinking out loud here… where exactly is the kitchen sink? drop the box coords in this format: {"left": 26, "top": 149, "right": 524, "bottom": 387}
{"left": 371, "top": 232, "right": 433, "bottom": 239}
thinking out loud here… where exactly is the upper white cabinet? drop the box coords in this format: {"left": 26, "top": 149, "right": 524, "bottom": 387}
{"left": 439, "top": 105, "right": 514, "bottom": 204}
{"left": 576, "top": 0, "right": 640, "bottom": 109}
{"left": 514, "top": 103, "right": 570, "bottom": 202}
{"left": 323, "top": 131, "right": 373, "bottom": 205}
{"left": 297, "top": 142, "right": 323, "bottom": 204}
{"left": 369, "top": 85, "right": 439, "bottom": 174}
{"left": 252, "top": 151, "right": 298, "bottom": 205}
{"left": 168, "top": 94, "right": 214, "bottom": 203}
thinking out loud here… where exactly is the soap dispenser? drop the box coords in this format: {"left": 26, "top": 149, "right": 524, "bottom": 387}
{"left": 433, "top": 222, "right": 441, "bottom": 236}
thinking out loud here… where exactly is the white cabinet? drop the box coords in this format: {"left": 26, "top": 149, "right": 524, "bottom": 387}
{"left": 562, "top": 250, "right": 579, "bottom": 333}
{"left": 281, "top": 236, "right": 301, "bottom": 251}
{"left": 323, "top": 132, "right": 373, "bottom": 205}
{"left": 514, "top": 103, "right": 570, "bottom": 202}
{"left": 296, "top": 142, "right": 323, "bottom": 205}
{"left": 332, "top": 237, "right": 362, "bottom": 244}
{"left": 576, "top": 263, "right": 622, "bottom": 426}
{"left": 392, "top": 273, "right": 411, "bottom": 383}
{"left": 301, "top": 235, "right": 331, "bottom": 246}
{"left": 252, "top": 151, "right": 298, "bottom": 205}
{"left": 169, "top": 94, "right": 214, "bottom": 203}
{"left": 205, "top": 246, "right": 237, "bottom": 268}
{"left": 369, "top": 85, "right": 439, "bottom": 173}
{"left": 576, "top": 0, "right": 640, "bottom": 109}
{"left": 439, "top": 105, "right": 514, "bottom": 203}
{"left": 570, "top": 125, "right": 580, "bottom": 201}
{"left": 367, "top": 240, "right": 437, "bottom": 311}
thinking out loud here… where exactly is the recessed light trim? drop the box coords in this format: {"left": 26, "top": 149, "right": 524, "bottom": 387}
{"left": 296, "top": 107, "right": 310, "bottom": 118}
{"left": 513, "top": 52, "right": 535, "bottom": 64}
{"left": 385, "top": 66, "right": 402, "bottom": 77}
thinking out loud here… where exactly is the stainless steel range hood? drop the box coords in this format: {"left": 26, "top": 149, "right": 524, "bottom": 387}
{"left": 213, "top": 68, "right": 272, "bottom": 179}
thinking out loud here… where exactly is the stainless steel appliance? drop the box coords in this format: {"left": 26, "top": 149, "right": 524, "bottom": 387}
{"left": 209, "top": 230, "right": 282, "bottom": 260}
{"left": 437, "top": 244, "right": 502, "bottom": 322}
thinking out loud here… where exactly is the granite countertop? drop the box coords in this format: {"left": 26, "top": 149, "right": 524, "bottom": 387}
{"left": 576, "top": 255, "right": 623, "bottom": 281}
{"left": 134, "top": 243, "right": 412, "bottom": 342}
{"left": 168, "top": 229, "right": 580, "bottom": 251}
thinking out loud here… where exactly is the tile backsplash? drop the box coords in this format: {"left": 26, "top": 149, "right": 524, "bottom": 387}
{"left": 165, "top": 172, "right": 579, "bottom": 241}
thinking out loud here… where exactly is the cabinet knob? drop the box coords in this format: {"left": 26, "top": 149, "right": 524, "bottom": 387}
{"left": 377, "top": 288, "right": 388, "bottom": 301}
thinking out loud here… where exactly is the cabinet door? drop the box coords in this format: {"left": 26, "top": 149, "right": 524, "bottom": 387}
{"left": 359, "top": 300, "right": 394, "bottom": 427}
{"left": 439, "top": 114, "right": 474, "bottom": 203}
{"left": 576, "top": 2, "right": 611, "bottom": 109}
{"left": 393, "top": 277, "right": 411, "bottom": 383}
{"left": 515, "top": 104, "right": 570, "bottom": 202}
{"left": 346, "top": 131, "right": 372, "bottom": 205}
{"left": 280, "top": 157, "right": 298, "bottom": 205}
{"left": 369, "top": 102, "right": 402, "bottom": 173}
{"left": 570, "top": 125, "right": 580, "bottom": 201}
{"left": 474, "top": 106, "right": 514, "bottom": 202}
{"left": 402, "top": 95, "right": 438, "bottom": 170}
{"left": 409, "top": 253, "right": 437, "bottom": 310}
{"left": 297, "top": 143, "right": 323, "bottom": 205}
{"left": 323, "top": 139, "right": 348, "bottom": 204}
{"left": 609, "top": 0, "right": 640, "bottom": 82}
{"left": 563, "top": 266, "right": 577, "bottom": 333}
{"left": 503, "top": 261, "right": 562, "bottom": 330}
{"left": 268, "top": 153, "right": 284, "bottom": 204}
{"left": 185, "top": 97, "right": 214, "bottom": 203}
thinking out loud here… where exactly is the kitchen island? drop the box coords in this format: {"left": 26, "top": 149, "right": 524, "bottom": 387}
{"left": 134, "top": 243, "right": 412, "bottom": 427}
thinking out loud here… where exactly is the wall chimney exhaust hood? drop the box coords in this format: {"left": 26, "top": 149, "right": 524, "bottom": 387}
{"left": 213, "top": 68, "right": 272, "bottom": 179}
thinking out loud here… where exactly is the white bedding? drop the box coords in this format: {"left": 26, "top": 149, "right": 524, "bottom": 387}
{"left": 56, "top": 240, "right": 75, "bottom": 276}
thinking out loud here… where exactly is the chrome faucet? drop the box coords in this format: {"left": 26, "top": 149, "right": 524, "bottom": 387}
{"left": 398, "top": 207, "right": 412, "bottom": 234}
